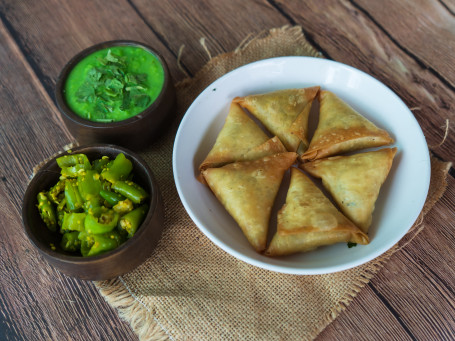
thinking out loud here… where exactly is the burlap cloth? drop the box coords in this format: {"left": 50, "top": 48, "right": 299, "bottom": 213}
{"left": 95, "top": 26, "right": 452, "bottom": 340}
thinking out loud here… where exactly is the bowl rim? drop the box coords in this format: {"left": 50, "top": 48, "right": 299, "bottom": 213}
{"left": 22, "top": 144, "right": 161, "bottom": 264}
{"left": 55, "top": 40, "right": 172, "bottom": 129}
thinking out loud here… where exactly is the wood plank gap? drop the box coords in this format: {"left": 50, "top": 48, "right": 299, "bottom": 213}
{"left": 438, "top": 0, "right": 455, "bottom": 16}
{"left": 126, "top": 0, "right": 193, "bottom": 77}
{"left": 0, "top": 11, "right": 55, "bottom": 102}
{"left": 349, "top": 0, "right": 455, "bottom": 93}
{"left": 402, "top": 249, "right": 455, "bottom": 304}
{"left": 368, "top": 282, "right": 418, "bottom": 341}
{"left": 265, "top": 0, "right": 332, "bottom": 59}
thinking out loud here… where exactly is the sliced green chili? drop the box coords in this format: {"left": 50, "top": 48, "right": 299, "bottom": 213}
{"left": 61, "top": 212, "right": 86, "bottom": 232}
{"left": 112, "top": 181, "right": 148, "bottom": 204}
{"left": 99, "top": 189, "right": 125, "bottom": 206}
{"left": 92, "top": 156, "right": 110, "bottom": 173}
{"left": 101, "top": 153, "right": 132, "bottom": 183}
{"left": 113, "top": 199, "right": 134, "bottom": 215}
{"left": 86, "top": 234, "right": 119, "bottom": 257}
{"left": 58, "top": 154, "right": 91, "bottom": 178}
{"left": 56, "top": 154, "right": 91, "bottom": 168}
{"left": 84, "top": 210, "right": 119, "bottom": 234}
{"left": 119, "top": 204, "right": 148, "bottom": 238}
{"left": 64, "top": 179, "right": 84, "bottom": 212}
{"left": 36, "top": 191, "right": 57, "bottom": 232}
{"left": 37, "top": 152, "right": 149, "bottom": 257}
{"left": 61, "top": 231, "right": 81, "bottom": 252}
{"left": 48, "top": 180, "right": 66, "bottom": 204}
{"left": 77, "top": 169, "right": 102, "bottom": 201}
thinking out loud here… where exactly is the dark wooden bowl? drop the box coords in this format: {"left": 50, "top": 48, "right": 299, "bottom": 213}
{"left": 22, "top": 144, "right": 164, "bottom": 280}
{"left": 55, "top": 40, "right": 176, "bottom": 150}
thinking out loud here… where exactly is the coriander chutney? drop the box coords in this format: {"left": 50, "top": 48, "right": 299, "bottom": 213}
{"left": 64, "top": 46, "right": 164, "bottom": 123}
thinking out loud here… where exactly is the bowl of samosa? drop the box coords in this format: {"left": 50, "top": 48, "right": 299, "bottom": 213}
{"left": 173, "top": 57, "right": 430, "bottom": 274}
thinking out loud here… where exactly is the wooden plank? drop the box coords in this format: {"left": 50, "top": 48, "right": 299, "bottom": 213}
{"left": 316, "top": 284, "right": 414, "bottom": 341}
{"left": 0, "top": 18, "right": 137, "bottom": 341}
{"left": 275, "top": 0, "right": 454, "bottom": 162}
{"left": 0, "top": 0, "right": 181, "bottom": 89}
{"left": 130, "top": 0, "right": 288, "bottom": 75}
{"left": 354, "top": 0, "right": 455, "bottom": 88}
{"left": 371, "top": 176, "right": 455, "bottom": 339}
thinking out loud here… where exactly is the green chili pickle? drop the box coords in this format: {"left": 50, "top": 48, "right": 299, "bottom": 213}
{"left": 64, "top": 46, "right": 164, "bottom": 122}
{"left": 36, "top": 152, "right": 149, "bottom": 257}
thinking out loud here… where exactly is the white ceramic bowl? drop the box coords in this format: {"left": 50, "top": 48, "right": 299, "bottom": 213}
{"left": 173, "top": 57, "right": 430, "bottom": 275}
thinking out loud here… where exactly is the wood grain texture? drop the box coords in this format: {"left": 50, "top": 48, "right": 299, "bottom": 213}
{"left": 0, "top": 0, "right": 454, "bottom": 339}
{"left": 0, "top": 0, "right": 181, "bottom": 90}
{"left": 354, "top": 0, "right": 455, "bottom": 88}
{"left": 274, "top": 0, "right": 454, "bottom": 162}
{"left": 130, "top": 0, "right": 288, "bottom": 75}
{"left": 0, "top": 17, "right": 137, "bottom": 341}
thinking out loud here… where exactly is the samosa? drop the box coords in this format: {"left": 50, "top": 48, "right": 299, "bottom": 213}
{"left": 265, "top": 168, "right": 368, "bottom": 257}
{"left": 301, "top": 148, "right": 397, "bottom": 233}
{"left": 301, "top": 90, "right": 393, "bottom": 161}
{"left": 233, "top": 86, "right": 320, "bottom": 152}
{"left": 202, "top": 152, "right": 297, "bottom": 252}
{"left": 199, "top": 102, "right": 279, "bottom": 171}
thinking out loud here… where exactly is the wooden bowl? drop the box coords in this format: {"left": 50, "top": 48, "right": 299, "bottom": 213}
{"left": 55, "top": 40, "right": 176, "bottom": 150}
{"left": 22, "top": 144, "right": 164, "bottom": 280}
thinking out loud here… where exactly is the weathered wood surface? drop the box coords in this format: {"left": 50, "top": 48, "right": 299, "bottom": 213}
{"left": 0, "top": 0, "right": 453, "bottom": 340}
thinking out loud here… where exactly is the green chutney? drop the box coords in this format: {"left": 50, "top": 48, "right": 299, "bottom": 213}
{"left": 64, "top": 46, "right": 164, "bottom": 123}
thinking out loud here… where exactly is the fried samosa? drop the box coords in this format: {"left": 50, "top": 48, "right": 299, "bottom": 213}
{"left": 301, "top": 90, "right": 393, "bottom": 161}
{"left": 233, "top": 86, "right": 320, "bottom": 152}
{"left": 202, "top": 152, "right": 297, "bottom": 252}
{"left": 301, "top": 148, "right": 397, "bottom": 233}
{"left": 199, "top": 102, "right": 272, "bottom": 171}
{"left": 265, "top": 168, "right": 368, "bottom": 257}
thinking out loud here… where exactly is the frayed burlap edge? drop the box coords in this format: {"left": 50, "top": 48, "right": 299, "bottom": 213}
{"left": 96, "top": 278, "right": 170, "bottom": 341}
{"left": 92, "top": 25, "right": 452, "bottom": 341}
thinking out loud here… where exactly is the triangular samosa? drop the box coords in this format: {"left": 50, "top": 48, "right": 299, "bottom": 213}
{"left": 265, "top": 168, "right": 368, "bottom": 257}
{"left": 233, "top": 86, "right": 320, "bottom": 152}
{"left": 301, "top": 148, "right": 397, "bottom": 233}
{"left": 199, "top": 102, "right": 274, "bottom": 171}
{"left": 301, "top": 90, "right": 393, "bottom": 161}
{"left": 202, "top": 152, "right": 297, "bottom": 252}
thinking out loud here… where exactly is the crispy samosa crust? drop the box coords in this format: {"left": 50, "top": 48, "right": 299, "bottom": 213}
{"left": 233, "top": 86, "right": 320, "bottom": 152}
{"left": 301, "top": 90, "right": 393, "bottom": 161}
{"left": 199, "top": 102, "right": 271, "bottom": 171}
{"left": 301, "top": 147, "right": 397, "bottom": 233}
{"left": 265, "top": 168, "right": 368, "bottom": 257}
{"left": 265, "top": 230, "right": 368, "bottom": 257}
{"left": 202, "top": 152, "right": 297, "bottom": 252}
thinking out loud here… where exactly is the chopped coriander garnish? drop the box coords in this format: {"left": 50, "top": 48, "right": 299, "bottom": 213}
{"left": 347, "top": 242, "right": 357, "bottom": 248}
{"left": 65, "top": 46, "right": 164, "bottom": 123}
{"left": 75, "top": 49, "right": 152, "bottom": 120}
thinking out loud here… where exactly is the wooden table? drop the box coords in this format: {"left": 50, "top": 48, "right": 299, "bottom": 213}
{"left": 1, "top": 1, "right": 454, "bottom": 339}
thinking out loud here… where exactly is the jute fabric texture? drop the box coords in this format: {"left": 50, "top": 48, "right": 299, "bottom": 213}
{"left": 95, "top": 26, "right": 452, "bottom": 341}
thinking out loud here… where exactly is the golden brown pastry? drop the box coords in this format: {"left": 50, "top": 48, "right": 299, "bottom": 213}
{"left": 265, "top": 168, "right": 368, "bottom": 257}
{"left": 202, "top": 152, "right": 297, "bottom": 252}
{"left": 199, "top": 102, "right": 272, "bottom": 171}
{"left": 233, "top": 87, "right": 320, "bottom": 152}
{"left": 301, "top": 147, "right": 397, "bottom": 233}
{"left": 301, "top": 90, "right": 394, "bottom": 161}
